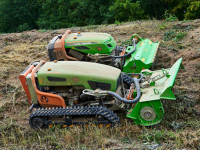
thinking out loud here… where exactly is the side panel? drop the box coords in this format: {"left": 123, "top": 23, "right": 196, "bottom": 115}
{"left": 54, "top": 38, "right": 64, "bottom": 60}
{"left": 31, "top": 60, "right": 66, "bottom": 108}
{"left": 37, "top": 61, "right": 121, "bottom": 92}
{"left": 18, "top": 65, "right": 34, "bottom": 104}
{"left": 26, "top": 74, "right": 38, "bottom": 104}
{"left": 126, "top": 100, "right": 164, "bottom": 126}
{"left": 65, "top": 43, "right": 115, "bottom": 55}
{"left": 160, "top": 58, "right": 183, "bottom": 99}
{"left": 54, "top": 30, "right": 78, "bottom": 61}
{"left": 64, "top": 32, "right": 116, "bottom": 55}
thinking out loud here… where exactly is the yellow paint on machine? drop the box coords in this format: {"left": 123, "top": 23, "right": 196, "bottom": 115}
{"left": 139, "top": 43, "right": 144, "bottom": 46}
{"left": 149, "top": 41, "right": 152, "bottom": 45}
{"left": 49, "top": 125, "right": 53, "bottom": 128}
{"left": 39, "top": 78, "right": 42, "bottom": 84}
{"left": 98, "top": 124, "right": 103, "bottom": 127}
{"left": 106, "top": 124, "right": 111, "bottom": 127}
{"left": 152, "top": 46, "right": 159, "bottom": 62}
{"left": 62, "top": 125, "right": 67, "bottom": 128}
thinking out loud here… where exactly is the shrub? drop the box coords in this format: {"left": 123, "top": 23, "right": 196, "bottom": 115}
{"left": 185, "top": 1, "right": 200, "bottom": 19}
{"left": 109, "top": 0, "right": 145, "bottom": 22}
{"left": 18, "top": 23, "right": 32, "bottom": 32}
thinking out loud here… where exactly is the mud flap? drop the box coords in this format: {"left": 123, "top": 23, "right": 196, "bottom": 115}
{"left": 126, "top": 58, "right": 184, "bottom": 126}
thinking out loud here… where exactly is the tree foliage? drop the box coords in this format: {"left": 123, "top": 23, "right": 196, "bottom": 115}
{"left": 109, "top": 0, "right": 145, "bottom": 22}
{"left": 185, "top": 1, "right": 200, "bottom": 20}
{"left": 0, "top": 0, "right": 42, "bottom": 33}
{"left": 140, "top": 0, "right": 166, "bottom": 19}
{"left": 0, "top": 0, "right": 199, "bottom": 33}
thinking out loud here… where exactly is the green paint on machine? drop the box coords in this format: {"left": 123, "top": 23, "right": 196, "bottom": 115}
{"left": 126, "top": 58, "right": 183, "bottom": 126}
{"left": 122, "top": 35, "right": 160, "bottom": 73}
{"left": 36, "top": 58, "right": 183, "bottom": 126}
{"left": 37, "top": 58, "right": 183, "bottom": 126}
{"left": 37, "top": 61, "right": 121, "bottom": 92}
{"left": 126, "top": 100, "right": 164, "bottom": 126}
{"left": 48, "top": 31, "right": 161, "bottom": 75}
{"left": 19, "top": 56, "right": 183, "bottom": 128}
{"left": 64, "top": 32, "right": 116, "bottom": 55}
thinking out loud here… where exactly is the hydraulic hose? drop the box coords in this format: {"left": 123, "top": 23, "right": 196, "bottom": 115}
{"left": 109, "top": 39, "right": 136, "bottom": 58}
{"left": 107, "top": 77, "right": 141, "bottom": 104}
{"left": 127, "top": 73, "right": 144, "bottom": 82}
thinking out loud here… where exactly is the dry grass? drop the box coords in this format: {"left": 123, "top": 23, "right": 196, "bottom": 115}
{"left": 0, "top": 119, "right": 143, "bottom": 149}
{"left": 0, "top": 19, "right": 200, "bottom": 149}
{"left": 1, "top": 117, "right": 200, "bottom": 149}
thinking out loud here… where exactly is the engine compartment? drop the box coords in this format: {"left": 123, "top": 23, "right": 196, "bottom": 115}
{"left": 37, "top": 81, "right": 124, "bottom": 111}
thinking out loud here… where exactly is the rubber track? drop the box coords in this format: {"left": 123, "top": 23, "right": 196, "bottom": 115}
{"left": 29, "top": 106, "right": 120, "bottom": 128}
{"left": 121, "top": 72, "right": 134, "bottom": 86}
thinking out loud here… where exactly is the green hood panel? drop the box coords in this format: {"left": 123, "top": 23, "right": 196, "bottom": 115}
{"left": 37, "top": 61, "right": 121, "bottom": 91}
{"left": 64, "top": 32, "right": 116, "bottom": 55}
{"left": 65, "top": 32, "right": 111, "bottom": 43}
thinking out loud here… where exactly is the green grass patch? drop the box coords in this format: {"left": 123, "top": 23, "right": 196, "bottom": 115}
{"left": 164, "top": 30, "right": 187, "bottom": 41}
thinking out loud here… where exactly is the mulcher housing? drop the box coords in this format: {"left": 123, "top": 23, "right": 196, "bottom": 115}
{"left": 19, "top": 58, "right": 183, "bottom": 128}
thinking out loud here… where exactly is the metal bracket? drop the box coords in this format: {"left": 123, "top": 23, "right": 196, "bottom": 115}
{"left": 162, "top": 68, "right": 170, "bottom": 78}
{"left": 83, "top": 89, "right": 108, "bottom": 97}
{"left": 153, "top": 88, "right": 159, "bottom": 95}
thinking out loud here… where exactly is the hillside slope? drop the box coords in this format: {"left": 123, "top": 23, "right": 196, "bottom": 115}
{"left": 0, "top": 20, "right": 200, "bottom": 149}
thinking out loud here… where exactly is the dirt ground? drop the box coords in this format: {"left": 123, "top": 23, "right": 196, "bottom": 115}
{"left": 0, "top": 20, "right": 200, "bottom": 149}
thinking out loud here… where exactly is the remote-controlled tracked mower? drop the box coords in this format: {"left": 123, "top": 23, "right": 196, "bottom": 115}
{"left": 19, "top": 58, "right": 183, "bottom": 129}
{"left": 48, "top": 30, "right": 160, "bottom": 73}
